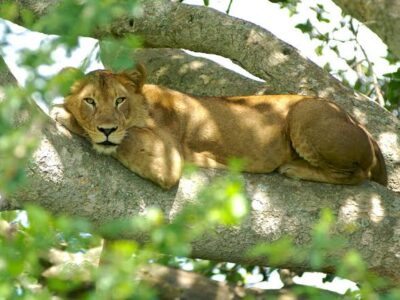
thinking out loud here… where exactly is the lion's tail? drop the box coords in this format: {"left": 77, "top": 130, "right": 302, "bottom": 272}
{"left": 370, "top": 139, "right": 388, "bottom": 186}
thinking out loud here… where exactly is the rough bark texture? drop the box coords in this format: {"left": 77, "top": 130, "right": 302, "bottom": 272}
{"left": 1, "top": 0, "right": 400, "bottom": 288}
{"left": 2, "top": 60, "right": 400, "bottom": 284}
{"left": 0, "top": 56, "right": 20, "bottom": 211}
{"left": 5, "top": 0, "right": 400, "bottom": 191}
{"left": 332, "top": 0, "right": 400, "bottom": 58}
{"left": 122, "top": 48, "right": 270, "bottom": 96}
{"left": 0, "top": 55, "right": 17, "bottom": 86}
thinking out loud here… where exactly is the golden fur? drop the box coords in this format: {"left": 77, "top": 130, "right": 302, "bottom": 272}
{"left": 51, "top": 65, "right": 387, "bottom": 189}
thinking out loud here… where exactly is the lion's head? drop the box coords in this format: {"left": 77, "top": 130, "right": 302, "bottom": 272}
{"left": 62, "top": 65, "right": 148, "bottom": 154}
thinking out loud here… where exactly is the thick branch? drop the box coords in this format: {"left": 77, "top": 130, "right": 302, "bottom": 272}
{"left": 42, "top": 247, "right": 339, "bottom": 299}
{"left": 0, "top": 56, "right": 20, "bottom": 211}
{"left": 4, "top": 1, "right": 369, "bottom": 95}
{"left": 114, "top": 48, "right": 270, "bottom": 96}
{"left": 4, "top": 0, "right": 400, "bottom": 191}
{"left": 332, "top": 0, "right": 400, "bottom": 58}
{"left": 140, "top": 264, "right": 340, "bottom": 299}
{"left": 2, "top": 40, "right": 400, "bottom": 285}
{"left": 0, "top": 55, "right": 17, "bottom": 86}
{"left": 4, "top": 113, "right": 400, "bottom": 285}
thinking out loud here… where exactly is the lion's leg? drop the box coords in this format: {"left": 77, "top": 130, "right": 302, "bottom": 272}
{"left": 115, "top": 128, "right": 183, "bottom": 189}
{"left": 286, "top": 99, "right": 374, "bottom": 185}
{"left": 50, "top": 104, "right": 86, "bottom": 137}
{"left": 279, "top": 159, "right": 366, "bottom": 185}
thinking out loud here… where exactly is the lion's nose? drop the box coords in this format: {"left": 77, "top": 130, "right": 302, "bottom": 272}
{"left": 97, "top": 126, "right": 118, "bottom": 136}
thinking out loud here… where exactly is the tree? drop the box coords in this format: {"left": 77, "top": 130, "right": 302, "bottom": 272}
{"left": 332, "top": 0, "right": 400, "bottom": 58}
{"left": 1, "top": 0, "right": 400, "bottom": 298}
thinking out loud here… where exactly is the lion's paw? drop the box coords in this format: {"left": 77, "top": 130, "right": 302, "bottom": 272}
{"left": 50, "top": 106, "right": 67, "bottom": 122}
{"left": 278, "top": 164, "right": 301, "bottom": 180}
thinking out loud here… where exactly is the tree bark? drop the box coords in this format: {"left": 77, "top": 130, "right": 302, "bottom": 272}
{"left": 0, "top": 55, "right": 17, "bottom": 86}
{"left": 332, "top": 0, "right": 400, "bottom": 59}
{"left": 4, "top": 0, "right": 400, "bottom": 191}
{"left": 2, "top": 0, "right": 400, "bottom": 288}
{"left": 2, "top": 57, "right": 400, "bottom": 285}
{"left": 0, "top": 56, "right": 20, "bottom": 211}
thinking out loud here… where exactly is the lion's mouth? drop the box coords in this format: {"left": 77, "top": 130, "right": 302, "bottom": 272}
{"left": 93, "top": 140, "right": 119, "bottom": 155}
{"left": 97, "top": 140, "right": 119, "bottom": 147}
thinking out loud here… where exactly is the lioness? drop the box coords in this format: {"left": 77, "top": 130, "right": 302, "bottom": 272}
{"left": 52, "top": 65, "right": 387, "bottom": 189}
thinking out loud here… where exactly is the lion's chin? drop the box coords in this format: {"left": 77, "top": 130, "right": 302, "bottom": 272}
{"left": 93, "top": 143, "right": 118, "bottom": 155}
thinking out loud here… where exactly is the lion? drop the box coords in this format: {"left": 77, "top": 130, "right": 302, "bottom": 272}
{"left": 51, "top": 65, "right": 387, "bottom": 189}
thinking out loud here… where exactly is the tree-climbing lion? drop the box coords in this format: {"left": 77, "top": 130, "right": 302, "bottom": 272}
{"left": 51, "top": 65, "right": 387, "bottom": 189}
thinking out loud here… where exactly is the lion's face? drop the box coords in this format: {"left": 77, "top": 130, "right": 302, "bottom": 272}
{"left": 64, "top": 68, "right": 147, "bottom": 154}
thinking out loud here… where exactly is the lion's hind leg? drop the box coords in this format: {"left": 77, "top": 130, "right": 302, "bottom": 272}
{"left": 279, "top": 159, "right": 367, "bottom": 185}
{"left": 283, "top": 99, "right": 373, "bottom": 185}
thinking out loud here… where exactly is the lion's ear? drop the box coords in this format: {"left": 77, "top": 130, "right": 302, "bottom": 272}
{"left": 124, "top": 63, "right": 146, "bottom": 90}
{"left": 54, "top": 67, "right": 85, "bottom": 96}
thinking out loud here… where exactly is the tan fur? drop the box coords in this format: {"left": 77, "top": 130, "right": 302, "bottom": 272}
{"left": 51, "top": 66, "right": 387, "bottom": 189}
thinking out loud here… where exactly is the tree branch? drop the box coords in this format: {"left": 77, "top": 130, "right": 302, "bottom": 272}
{"left": 4, "top": 0, "right": 400, "bottom": 191}
{"left": 332, "top": 0, "right": 400, "bottom": 59}
{"left": 0, "top": 55, "right": 21, "bottom": 211}
{"left": 0, "top": 55, "right": 17, "bottom": 86}
{"left": 3, "top": 110, "right": 399, "bottom": 285}
{"left": 112, "top": 48, "right": 270, "bottom": 96}
{"left": 42, "top": 246, "right": 340, "bottom": 299}
{"left": 138, "top": 264, "right": 341, "bottom": 299}
{"left": 3, "top": 49, "right": 400, "bottom": 284}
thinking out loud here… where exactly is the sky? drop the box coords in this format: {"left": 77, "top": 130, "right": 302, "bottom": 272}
{"left": 183, "top": 0, "right": 395, "bottom": 85}
{"left": 1, "top": 0, "right": 396, "bottom": 88}
{"left": 1, "top": 0, "right": 389, "bottom": 294}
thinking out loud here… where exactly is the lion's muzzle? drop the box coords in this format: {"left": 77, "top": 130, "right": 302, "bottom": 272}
{"left": 97, "top": 126, "right": 118, "bottom": 136}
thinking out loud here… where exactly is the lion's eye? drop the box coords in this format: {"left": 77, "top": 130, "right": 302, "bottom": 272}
{"left": 83, "top": 97, "right": 96, "bottom": 106}
{"left": 115, "top": 97, "right": 126, "bottom": 106}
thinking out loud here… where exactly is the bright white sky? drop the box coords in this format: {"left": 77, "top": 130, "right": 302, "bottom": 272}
{"left": 3, "top": 0, "right": 389, "bottom": 294}
{"left": 0, "top": 0, "right": 395, "bottom": 87}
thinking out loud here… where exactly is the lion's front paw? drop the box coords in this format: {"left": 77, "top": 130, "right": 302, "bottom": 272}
{"left": 49, "top": 106, "right": 85, "bottom": 136}
{"left": 149, "top": 173, "right": 179, "bottom": 190}
{"left": 278, "top": 164, "right": 302, "bottom": 180}
{"left": 50, "top": 106, "right": 68, "bottom": 124}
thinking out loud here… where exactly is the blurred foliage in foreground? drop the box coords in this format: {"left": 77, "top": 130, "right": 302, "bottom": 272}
{"left": 1, "top": 0, "right": 400, "bottom": 299}
{"left": 2, "top": 201, "right": 400, "bottom": 298}
{"left": 0, "top": 170, "right": 250, "bottom": 299}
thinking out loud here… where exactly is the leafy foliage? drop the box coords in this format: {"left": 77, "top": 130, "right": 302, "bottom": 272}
{"left": 2, "top": 203, "right": 400, "bottom": 298}
{"left": 0, "top": 0, "right": 142, "bottom": 194}
{"left": 0, "top": 170, "right": 249, "bottom": 298}
{"left": 383, "top": 68, "right": 400, "bottom": 114}
{"left": 1, "top": 0, "right": 400, "bottom": 299}
{"left": 0, "top": 70, "right": 40, "bottom": 194}
{"left": 275, "top": 0, "right": 400, "bottom": 109}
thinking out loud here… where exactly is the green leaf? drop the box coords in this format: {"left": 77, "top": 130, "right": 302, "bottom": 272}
{"left": 295, "top": 19, "right": 313, "bottom": 33}
{"left": 100, "top": 38, "right": 142, "bottom": 71}
{"left": 385, "top": 49, "right": 400, "bottom": 65}
{"left": 248, "top": 237, "right": 298, "bottom": 265}
{"left": 316, "top": 33, "right": 329, "bottom": 42}
{"left": 323, "top": 273, "right": 336, "bottom": 283}
{"left": 315, "top": 45, "right": 323, "bottom": 56}
{"left": 0, "top": 2, "right": 18, "bottom": 21}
